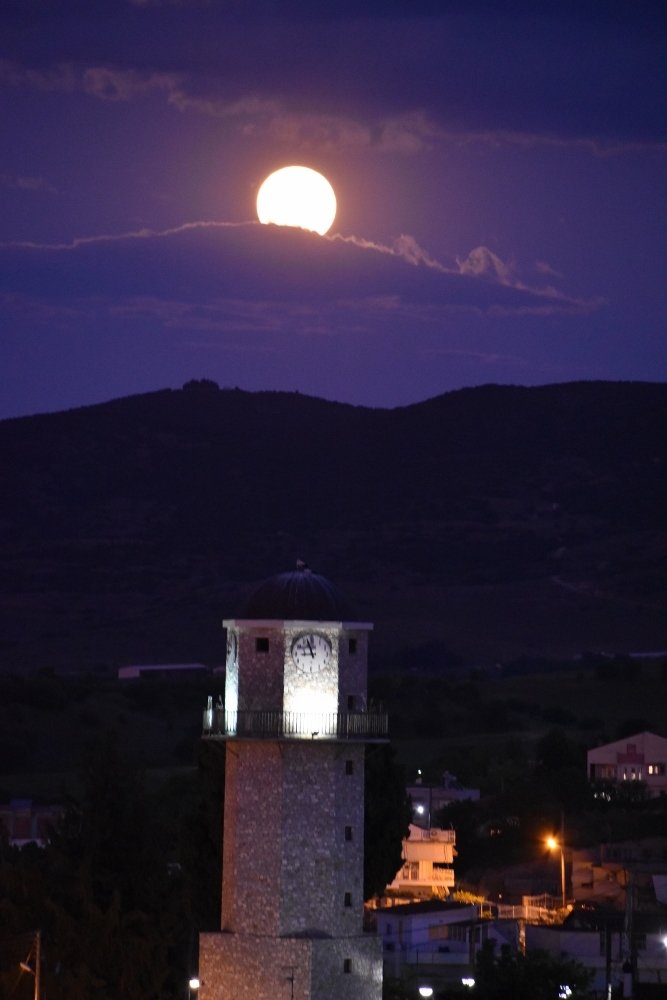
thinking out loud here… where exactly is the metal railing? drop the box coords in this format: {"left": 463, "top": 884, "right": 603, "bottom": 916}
{"left": 411, "top": 827, "right": 456, "bottom": 843}
{"left": 393, "top": 867, "right": 455, "bottom": 885}
{"left": 202, "top": 707, "right": 388, "bottom": 741}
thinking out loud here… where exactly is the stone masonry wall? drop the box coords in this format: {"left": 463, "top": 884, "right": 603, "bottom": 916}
{"left": 221, "top": 741, "right": 284, "bottom": 935}
{"left": 279, "top": 742, "right": 365, "bottom": 936}
{"left": 199, "top": 932, "right": 382, "bottom": 1000}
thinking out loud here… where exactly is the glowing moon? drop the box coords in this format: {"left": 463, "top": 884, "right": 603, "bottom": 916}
{"left": 256, "top": 166, "right": 336, "bottom": 236}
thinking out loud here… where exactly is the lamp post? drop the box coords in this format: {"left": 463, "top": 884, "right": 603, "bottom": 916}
{"left": 18, "top": 930, "right": 40, "bottom": 1000}
{"left": 188, "top": 976, "right": 200, "bottom": 998}
{"left": 546, "top": 835, "right": 566, "bottom": 908}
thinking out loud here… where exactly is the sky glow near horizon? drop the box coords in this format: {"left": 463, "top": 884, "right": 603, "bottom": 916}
{"left": 0, "top": 0, "right": 665, "bottom": 419}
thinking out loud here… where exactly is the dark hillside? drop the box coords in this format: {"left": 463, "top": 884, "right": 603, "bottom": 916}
{"left": 0, "top": 380, "right": 666, "bottom": 673}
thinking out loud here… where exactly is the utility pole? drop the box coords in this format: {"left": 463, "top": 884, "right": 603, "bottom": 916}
{"left": 623, "top": 870, "right": 635, "bottom": 998}
{"left": 34, "top": 930, "right": 40, "bottom": 1000}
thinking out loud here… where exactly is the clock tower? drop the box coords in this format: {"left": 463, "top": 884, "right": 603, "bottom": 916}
{"left": 198, "top": 566, "right": 387, "bottom": 1000}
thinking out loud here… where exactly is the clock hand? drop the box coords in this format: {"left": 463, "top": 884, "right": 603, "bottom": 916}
{"left": 306, "top": 638, "right": 315, "bottom": 656}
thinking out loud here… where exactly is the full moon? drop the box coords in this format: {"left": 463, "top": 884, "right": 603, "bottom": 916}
{"left": 256, "top": 166, "right": 337, "bottom": 236}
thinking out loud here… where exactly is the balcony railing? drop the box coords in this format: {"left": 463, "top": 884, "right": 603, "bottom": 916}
{"left": 202, "top": 707, "right": 388, "bottom": 741}
{"left": 411, "top": 827, "right": 456, "bottom": 843}
{"left": 392, "top": 866, "right": 455, "bottom": 886}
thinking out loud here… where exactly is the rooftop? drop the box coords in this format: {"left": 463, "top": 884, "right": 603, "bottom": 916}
{"left": 237, "top": 564, "right": 358, "bottom": 622}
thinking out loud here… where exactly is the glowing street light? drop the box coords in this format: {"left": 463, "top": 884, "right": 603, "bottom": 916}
{"left": 418, "top": 988, "right": 434, "bottom": 998}
{"left": 188, "top": 976, "right": 200, "bottom": 997}
{"left": 546, "top": 835, "right": 566, "bottom": 908}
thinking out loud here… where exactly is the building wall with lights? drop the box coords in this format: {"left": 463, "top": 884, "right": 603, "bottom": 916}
{"left": 587, "top": 731, "right": 667, "bottom": 797}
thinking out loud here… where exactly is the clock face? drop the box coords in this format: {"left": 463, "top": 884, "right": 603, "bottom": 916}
{"left": 291, "top": 633, "right": 332, "bottom": 674}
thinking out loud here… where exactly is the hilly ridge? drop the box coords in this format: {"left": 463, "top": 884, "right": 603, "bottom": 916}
{"left": 0, "top": 380, "right": 666, "bottom": 674}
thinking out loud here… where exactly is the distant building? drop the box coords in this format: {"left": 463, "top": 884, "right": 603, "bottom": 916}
{"left": 386, "top": 824, "right": 456, "bottom": 899}
{"left": 571, "top": 837, "right": 667, "bottom": 910}
{"left": 587, "top": 732, "right": 667, "bottom": 797}
{"left": 118, "top": 662, "right": 212, "bottom": 681}
{"left": 407, "top": 771, "right": 480, "bottom": 827}
{"left": 527, "top": 910, "right": 667, "bottom": 995}
{"left": 377, "top": 899, "right": 519, "bottom": 987}
{"left": 0, "top": 799, "right": 62, "bottom": 848}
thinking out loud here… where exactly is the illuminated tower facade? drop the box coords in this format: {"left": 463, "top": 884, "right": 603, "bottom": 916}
{"left": 198, "top": 567, "right": 387, "bottom": 1000}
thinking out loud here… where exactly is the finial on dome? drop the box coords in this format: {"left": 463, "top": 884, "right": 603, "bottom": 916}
{"left": 295, "top": 559, "right": 311, "bottom": 573}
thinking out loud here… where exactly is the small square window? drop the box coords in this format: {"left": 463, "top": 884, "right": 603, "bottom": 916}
{"left": 255, "top": 637, "right": 269, "bottom": 652}
{"left": 348, "top": 638, "right": 357, "bottom": 654}
{"left": 343, "top": 958, "right": 352, "bottom": 974}
{"left": 345, "top": 825, "right": 353, "bottom": 841}
{"left": 345, "top": 760, "right": 354, "bottom": 776}
{"left": 344, "top": 892, "right": 352, "bottom": 907}
{"left": 347, "top": 694, "right": 355, "bottom": 711}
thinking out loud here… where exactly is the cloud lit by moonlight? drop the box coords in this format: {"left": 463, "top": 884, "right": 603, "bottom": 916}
{"left": 256, "top": 166, "right": 337, "bottom": 236}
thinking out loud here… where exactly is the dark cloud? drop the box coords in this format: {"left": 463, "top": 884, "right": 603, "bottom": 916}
{"left": 1, "top": 2, "right": 664, "bottom": 144}
{"left": 0, "top": 222, "right": 590, "bottom": 315}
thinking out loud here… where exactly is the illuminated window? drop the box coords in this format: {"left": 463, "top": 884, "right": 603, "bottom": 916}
{"left": 345, "top": 760, "right": 354, "bottom": 775}
{"left": 345, "top": 825, "right": 353, "bottom": 841}
{"left": 343, "top": 958, "right": 352, "bottom": 974}
{"left": 648, "top": 763, "right": 665, "bottom": 776}
{"left": 255, "top": 637, "right": 269, "bottom": 652}
{"left": 344, "top": 892, "right": 352, "bottom": 907}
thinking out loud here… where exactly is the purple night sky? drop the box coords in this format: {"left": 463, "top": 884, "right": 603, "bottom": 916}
{"left": 1, "top": 0, "right": 665, "bottom": 419}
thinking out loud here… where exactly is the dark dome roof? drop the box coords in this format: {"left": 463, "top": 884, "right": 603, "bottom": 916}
{"left": 238, "top": 567, "right": 357, "bottom": 621}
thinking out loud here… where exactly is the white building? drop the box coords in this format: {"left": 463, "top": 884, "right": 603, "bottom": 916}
{"left": 527, "top": 915, "right": 667, "bottom": 994}
{"left": 407, "top": 771, "right": 479, "bottom": 828}
{"left": 387, "top": 824, "right": 456, "bottom": 899}
{"left": 377, "top": 900, "right": 519, "bottom": 986}
{"left": 587, "top": 731, "right": 667, "bottom": 797}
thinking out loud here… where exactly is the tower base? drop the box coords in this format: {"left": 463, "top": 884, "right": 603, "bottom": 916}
{"left": 199, "top": 930, "right": 382, "bottom": 1000}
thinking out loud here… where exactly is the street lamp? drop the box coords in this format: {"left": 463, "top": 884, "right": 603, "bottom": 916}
{"left": 418, "top": 988, "right": 434, "bottom": 998}
{"left": 18, "top": 931, "right": 40, "bottom": 1000}
{"left": 188, "top": 976, "right": 200, "bottom": 997}
{"left": 546, "top": 835, "right": 566, "bottom": 908}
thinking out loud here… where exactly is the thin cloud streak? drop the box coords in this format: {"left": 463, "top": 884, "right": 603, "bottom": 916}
{"left": 1, "top": 219, "right": 595, "bottom": 315}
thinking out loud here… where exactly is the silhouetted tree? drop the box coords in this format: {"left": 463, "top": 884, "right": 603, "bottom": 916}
{"left": 364, "top": 744, "right": 411, "bottom": 899}
{"left": 473, "top": 940, "right": 595, "bottom": 999}
{"left": 20, "top": 736, "right": 189, "bottom": 999}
